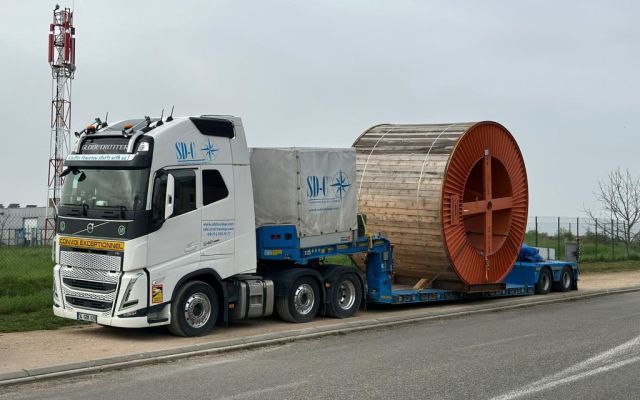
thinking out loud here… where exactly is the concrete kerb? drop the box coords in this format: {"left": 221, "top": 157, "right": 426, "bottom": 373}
{"left": 1, "top": 286, "right": 639, "bottom": 388}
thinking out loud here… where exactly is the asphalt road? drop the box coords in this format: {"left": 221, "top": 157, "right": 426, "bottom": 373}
{"left": 3, "top": 292, "right": 640, "bottom": 400}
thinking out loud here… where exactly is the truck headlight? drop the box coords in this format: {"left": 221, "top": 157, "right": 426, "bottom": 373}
{"left": 119, "top": 273, "right": 143, "bottom": 310}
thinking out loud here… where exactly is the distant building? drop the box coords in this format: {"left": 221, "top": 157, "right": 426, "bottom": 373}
{"left": 0, "top": 204, "right": 47, "bottom": 246}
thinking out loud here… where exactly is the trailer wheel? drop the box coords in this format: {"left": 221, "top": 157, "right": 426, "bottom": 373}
{"left": 276, "top": 276, "right": 320, "bottom": 323}
{"left": 554, "top": 267, "right": 573, "bottom": 292}
{"left": 168, "top": 281, "right": 218, "bottom": 337}
{"left": 326, "top": 273, "right": 362, "bottom": 319}
{"left": 535, "top": 268, "right": 552, "bottom": 295}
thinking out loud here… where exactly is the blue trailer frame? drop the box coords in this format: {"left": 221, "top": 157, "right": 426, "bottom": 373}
{"left": 257, "top": 225, "right": 579, "bottom": 306}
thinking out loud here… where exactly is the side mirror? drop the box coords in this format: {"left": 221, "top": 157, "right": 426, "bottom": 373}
{"left": 165, "top": 173, "right": 175, "bottom": 219}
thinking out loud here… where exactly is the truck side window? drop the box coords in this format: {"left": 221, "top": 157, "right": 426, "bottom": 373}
{"left": 172, "top": 169, "right": 197, "bottom": 216}
{"left": 151, "top": 169, "right": 196, "bottom": 223}
{"left": 203, "top": 170, "right": 229, "bottom": 205}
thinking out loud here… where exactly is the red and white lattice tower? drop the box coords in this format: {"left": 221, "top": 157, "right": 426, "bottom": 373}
{"left": 46, "top": 5, "right": 76, "bottom": 243}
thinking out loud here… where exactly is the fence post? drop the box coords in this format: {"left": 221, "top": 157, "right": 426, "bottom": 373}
{"left": 576, "top": 217, "right": 579, "bottom": 240}
{"left": 595, "top": 218, "right": 598, "bottom": 260}
{"left": 535, "top": 216, "right": 538, "bottom": 247}
{"left": 611, "top": 219, "right": 615, "bottom": 260}
{"left": 557, "top": 217, "right": 561, "bottom": 257}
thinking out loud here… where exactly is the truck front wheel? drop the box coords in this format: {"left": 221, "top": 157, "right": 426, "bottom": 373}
{"left": 276, "top": 276, "right": 320, "bottom": 323}
{"left": 168, "top": 281, "right": 219, "bottom": 337}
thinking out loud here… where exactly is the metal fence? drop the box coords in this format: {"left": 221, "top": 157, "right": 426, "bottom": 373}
{"left": 526, "top": 217, "right": 640, "bottom": 262}
{"left": 0, "top": 211, "right": 54, "bottom": 324}
{"left": 0, "top": 228, "right": 48, "bottom": 247}
{"left": 0, "top": 211, "right": 52, "bottom": 276}
{"left": 0, "top": 211, "right": 48, "bottom": 247}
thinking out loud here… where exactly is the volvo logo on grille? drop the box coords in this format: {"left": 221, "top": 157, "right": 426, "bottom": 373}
{"left": 87, "top": 223, "right": 94, "bottom": 234}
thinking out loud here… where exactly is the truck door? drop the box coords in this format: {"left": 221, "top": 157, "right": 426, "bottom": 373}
{"left": 147, "top": 168, "right": 202, "bottom": 271}
{"left": 200, "top": 166, "right": 235, "bottom": 267}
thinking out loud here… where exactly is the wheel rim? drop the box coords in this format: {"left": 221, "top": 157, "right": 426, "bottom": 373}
{"left": 563, "top": 271, "right": 571, "bottom": 288}
{"left": 294, "top": 283, "right": 315, "bottom": 315}
{"left": 184, "top": 292, "right": 212, "bottom": 329}
{"left": 337, "top": 280, "right": 356, "bottom": 311}
{"left": 541, "top": 273, "right": 550, "bottom": 291}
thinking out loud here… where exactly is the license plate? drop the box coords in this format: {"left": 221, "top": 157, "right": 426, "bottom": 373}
{"left": 77, "top": 312, "right": 97, "bottom": 323}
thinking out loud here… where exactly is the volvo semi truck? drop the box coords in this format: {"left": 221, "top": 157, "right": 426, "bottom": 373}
{"left": 52, "top": 115, "right": 578, "bottom": 336}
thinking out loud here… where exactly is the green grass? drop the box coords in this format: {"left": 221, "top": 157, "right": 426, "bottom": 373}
{"left": 322, "top": 255, "right": 357, "bottom": 267}
{"left": 578, "top": 259, "right": 640, "bottom": 274}
{"left": 0, "top": 246, "right": 82, "bottom": 333}
{"left": 524, "top": 232, "right": 640, "bottom": 262}
{"left": 0, "top": 308, "right": 82, "bottom": 332}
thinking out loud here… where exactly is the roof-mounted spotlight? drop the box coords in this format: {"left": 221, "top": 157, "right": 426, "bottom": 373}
{"left": 122, "top": 123, "right": 134, "bottom": 137}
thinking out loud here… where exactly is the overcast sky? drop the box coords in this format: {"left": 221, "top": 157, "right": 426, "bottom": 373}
{"left": 0, "top": 0, "right": 637, "bottom": 218}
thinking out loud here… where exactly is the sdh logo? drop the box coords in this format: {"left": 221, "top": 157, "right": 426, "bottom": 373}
{"left": 306, "top": 170, "right": 351, "bottom": 200}
{"left": 175, "top": 139, "right": 218, "bottom": 163}
{"left": 176, "top": 142, "right": 196, "bottom": 161}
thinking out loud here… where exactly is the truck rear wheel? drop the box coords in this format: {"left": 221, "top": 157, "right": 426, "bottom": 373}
{"left": 168, "top": 281, "right": 218, "bottom": 337}
{"left": 535, "top": 268, "right": 552, "bottom": 295}
{"left": 554, "top": 267, "right": 573, "bottom": 292}
{"left": 326, "top": 273, "right": 362, "bottom": 318}
{"left": 276, "top": 276, "right": 320, "bottom": 323}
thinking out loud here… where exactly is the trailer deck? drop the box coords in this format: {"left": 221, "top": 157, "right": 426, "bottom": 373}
{"left": 257, "top": 226, "right": 579, "bottom": 306}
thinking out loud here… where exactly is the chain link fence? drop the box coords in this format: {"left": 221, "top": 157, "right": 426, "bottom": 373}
{"left": 0, "top": 209, "right": 49, "bottom": 246}
{"left": 526, "top": 217, "right": 640, "bottom": 262}
{"left": 0, "top": 208, "right": 57, "bottom": 330}
{"left": 0, "top": 208, "right": 52, "bottom": 273}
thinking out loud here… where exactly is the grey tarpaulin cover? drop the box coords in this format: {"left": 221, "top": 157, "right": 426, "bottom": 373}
{"left": 250, "top": 148, "right": 357, "bottom": 238}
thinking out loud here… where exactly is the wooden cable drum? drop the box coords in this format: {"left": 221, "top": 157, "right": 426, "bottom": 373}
{"left": 352, "top": 121, "right": 528, "bottom": 291}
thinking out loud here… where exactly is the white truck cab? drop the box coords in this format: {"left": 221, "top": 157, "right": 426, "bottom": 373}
{"left": 54, "top": 116, "right": 267, "bottom": 335}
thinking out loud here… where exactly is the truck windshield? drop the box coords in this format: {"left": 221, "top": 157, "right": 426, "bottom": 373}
{"left": 61, "top": 168, "right": 149, "bottom": 211}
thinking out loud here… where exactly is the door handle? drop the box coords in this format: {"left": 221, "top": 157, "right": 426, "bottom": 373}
{"left": 184, "top": 243, "right": 198, "bottom": 253}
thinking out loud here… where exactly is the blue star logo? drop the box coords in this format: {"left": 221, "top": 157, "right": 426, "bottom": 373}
{"left": 331, "top": 170, "right": 351, "bottom": 199}
{"left": 201, "top": 139, "right": 218, "bottom": 161}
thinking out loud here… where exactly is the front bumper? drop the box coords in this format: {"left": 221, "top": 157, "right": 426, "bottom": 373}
{"left": 52, "top": 306, "right": 152, "bottom": 328}
{"left": 53, "top": 263, "right": 169, "bottom": 328}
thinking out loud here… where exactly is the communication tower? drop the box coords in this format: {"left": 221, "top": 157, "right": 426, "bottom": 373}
{"left": 46, "top": 5, "right": 76, "bottom": 243}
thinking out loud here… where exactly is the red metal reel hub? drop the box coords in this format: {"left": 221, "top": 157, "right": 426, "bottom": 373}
{"left": 442, "top": 122, "right": 529, "bottom": 285}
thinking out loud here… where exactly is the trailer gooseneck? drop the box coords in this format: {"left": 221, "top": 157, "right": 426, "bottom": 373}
{"left": 52, "top": 115, "right": 578, "bottom": 336}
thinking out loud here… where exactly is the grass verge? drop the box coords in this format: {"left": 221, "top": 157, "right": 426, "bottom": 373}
{"left": 578, "top": 260, "right": 640, "bottom": 273}
{"left": 0, "top": 246, "right": 83, "bottom": 333}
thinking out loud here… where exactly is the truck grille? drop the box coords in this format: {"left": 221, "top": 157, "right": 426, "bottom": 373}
{"left": 63, "top": 278, "right": 117, "bottom": 293}
{"left": 60, "top": 250, "right": 121, "bottom": 271}
{"left": 59, "top": 265, "right": 121, "bottom": 316}
{"left": 65, "top": 296, "right": 112, "bottom": 311}
{"left": 60, "top": 265, "right": 119, "bottom": 283}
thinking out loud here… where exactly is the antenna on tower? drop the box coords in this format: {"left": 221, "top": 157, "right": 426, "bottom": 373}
{"left": 45, "top": 4, "right": 76, "bottom": 244}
